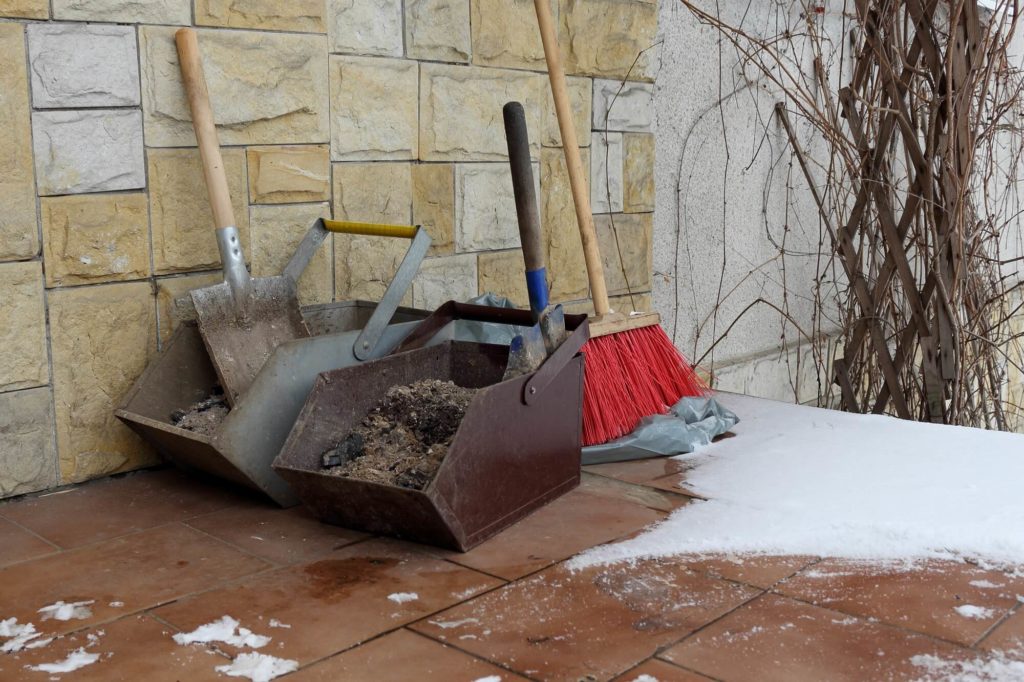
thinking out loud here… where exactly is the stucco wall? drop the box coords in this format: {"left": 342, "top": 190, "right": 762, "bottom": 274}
{"left": 0, "top": 0, "right": 660, "bottom": 498}
{"left": 652, "top": 0, "right": 1023, "bottom": 410}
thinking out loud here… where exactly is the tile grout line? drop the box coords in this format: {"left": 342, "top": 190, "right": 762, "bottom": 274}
{"left": 972, "top": 598, "right": 1023, "bottom": 649}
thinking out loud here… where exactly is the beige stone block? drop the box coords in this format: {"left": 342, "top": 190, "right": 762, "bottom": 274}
{"left": 250, "top": 203, "right": 332, "bottom": 307}
{"left": 540, "top": 147, "right": 589, "bottom": 301}
{"left": 328, "top": 0, "right": 402, "bottom": 57}
{"left": 542, "top": 75, "right": 591, "bottom": 148}
{"left": 478, "top": 250, "right": 527, "bottom": 307}
{"left": 420, "top": 63, "right": 544, "bottom": 161}
{"left": 0, "top": 23, "right": 38, "bottom": 261}
{"left": 595, "top": 213, "right": 652, "bottom": 296}
{"left": 53, "top": 0, "right": 188, "bottom": 23}
{"left": 623, "top": 132, "right": 655, "bottom": 213}
{"left": 471, "top": 0, "right": 555, "bottom": 70}
{"left": 559, "top": 0, "right": 657, "bottom": 81}
{"left": 156, "top": 271, "right": 221, "bottom": 345}
{"left": 413, "top": 253, "right": 477, "bottom": 310}
{"left": 333, "top": 163, "right": 413, "bottom": 302}
{"left": 50, "top": 282, "right": 158, "bottom": 484}
{"left": 455, "top": 162, "right": 534, "bottom": 253}
{"left": 412, "top": 164, "right": 454, "bottom": 256}
{"left": 406, "top": 0, "right": 470, "bottom": 63}
{"left": 41, "top": 193, "right": 149, "bottom": 287}
{"left": 140, "top": 26, "right": 328, "bottom": 147}
{"left": 248, "top": 145, "right": 330, "bottom": 204}
{"left": 0, "top": 387, "right": 57, "bottom": 499}
{"left": 196, "top": 0, "right": 325, "bottom": 32}
{"left": 0, "top": 262, "right": 48, "bottom": 391}
{"left": 329, "top": 55, "right": 418, "bottom": 161}
{"left": 0, "top": 0, "right": 47, "bottom": 18}
{"left": 149, "top": 148, "right": 249, "bottom": 275}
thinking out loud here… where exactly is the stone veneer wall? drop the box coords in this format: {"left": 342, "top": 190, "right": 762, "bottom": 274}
{"left": 0, "top": 0, "right": 660, "bottom": 498}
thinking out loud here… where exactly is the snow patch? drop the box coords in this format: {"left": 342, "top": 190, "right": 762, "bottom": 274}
{"left": 387, "top": 592, "right": 419, "bottom": 604}
{"left": 912, "top": 649, "right": 1024, "bottom": 681}
{"left": 109, "top": 601, "right": 124, "bottom": 608}
{"left": 38, "top": 600, "right": 94, "bottom": 622}
{"left": 954, "top": 605, "right": 995, "bottom": 620}
{"left": 172, "top": 616, "right": 271, "bottom": 649}
{"left": 26, "top": 647, "right": 99, "bottom": 674}
{"left": 968, "top": 580, "right": 1002, "bottom": 589}
{"left": 0, "top": 619, "right": 48, "bottom": 653}
{"left": 471, "top": 677, "right": 502, "bottom": 682}
{"left": 214, "top": 652, "right": 298, "bottom": 682}
{"left": 428, "top": 617, "right": 480, "bottom": 629}
{"left": 572, "top": 395, "right": 1024, "bottom": 568}
{"left": 267, "top": 619, "right": 290, "bottom": 629}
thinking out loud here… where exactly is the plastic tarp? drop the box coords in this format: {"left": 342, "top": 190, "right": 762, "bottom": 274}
{"left": 581, "top": 396, "right": 740, "bottom": 465}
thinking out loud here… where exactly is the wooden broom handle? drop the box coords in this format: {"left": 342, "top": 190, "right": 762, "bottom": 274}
{"left": 175, "top": 28, "right": 236, "bottom": 230}
{"left": 533, "top": 0, "right": 609, "bottom": 316}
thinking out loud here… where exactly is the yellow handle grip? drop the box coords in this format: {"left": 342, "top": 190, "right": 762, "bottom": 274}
{"left": 323, "top": 220, "right": 419, "bottom": 239}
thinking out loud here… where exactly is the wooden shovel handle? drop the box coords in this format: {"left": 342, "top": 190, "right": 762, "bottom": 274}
{"left": 175, "top": 28, "right": 235, "bottom": 230}
{"left": 533, "top": 0, "right": 609, "bottom": 315}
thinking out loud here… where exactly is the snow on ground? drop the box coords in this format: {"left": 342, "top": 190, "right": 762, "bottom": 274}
{"left": 214, "top": 652, "right": 298, "bottom": 682}
{"left": 26, "top": 647, "right": 99, "bottom": 674}
{"left": 172, "top": 616, "right": 271, "bottom": 648}
{"left": 387, "top": 592, "right": 419, "bottom": 604}
{"left": 574, "top": 394, "right": 1024, "bottom": 568}
{"left": 912, "top": 649, "right": 1024, "bottom": 681}
{"left": 953, "top": 605, "right": 996, "bottom": 620}
{"left": 38, "top": 600, "right": 94, "bottom": 621}
{"left": 0, "top": 619, "right": 51, "bottom": 653}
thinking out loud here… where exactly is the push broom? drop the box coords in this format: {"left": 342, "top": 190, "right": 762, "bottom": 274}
{"left": 532, "top": 0, "right": 706, "bottom": 446}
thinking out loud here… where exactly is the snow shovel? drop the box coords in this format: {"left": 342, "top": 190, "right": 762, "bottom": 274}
{"left": 501, "top": 101, "right": 566, "bottom": 380}
{"left": 176, "top": 28, "right": 308, "bottom": 406}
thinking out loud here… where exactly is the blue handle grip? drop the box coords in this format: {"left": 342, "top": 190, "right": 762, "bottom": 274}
{"left": 525, "top": 267, "right": 549, "bottom": 316}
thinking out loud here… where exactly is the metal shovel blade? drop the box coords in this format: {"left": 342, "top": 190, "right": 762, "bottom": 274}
{"left": 192, "top": 274, "right": 308, "bottom": 406}
{"left": 503, "top": 320, "right": 547, "bottom": 381}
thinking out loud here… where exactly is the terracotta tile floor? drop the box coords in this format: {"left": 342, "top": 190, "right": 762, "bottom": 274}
{"left": 1, "top": 464, "right": 1022, "bottom": 681}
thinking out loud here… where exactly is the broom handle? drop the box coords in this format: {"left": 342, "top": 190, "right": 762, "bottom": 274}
{"left": 533, "top": 0, "right": 610, "bottom": 316}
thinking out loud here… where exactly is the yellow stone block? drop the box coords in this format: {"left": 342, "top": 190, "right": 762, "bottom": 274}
{"left": 412, "top": 164, "right": 455, "bottom": 256}
{"left": 250, "top": 203, "right": 332, "bottom": 307}
{"left": 155, "top": 271, "right": 221, "bottom": 345}
{"left": 595, "top": 213, "right": 652, "bottom": 295}
{"left": 0, "top": 23, "right": 38, "bottom": 260}
{"left": 333, "top": 163, "right": 414, "bottom": 303}
{"left": 0, "top": 0, "right": 47, "bottom": 18}
{"left": 49, "top": 281, "right": 158, "bottom": 484}
{"left": 559, "top": 0, "right": 657, "bottom": 81}
{"left": 247, "top": 145, "right": 330, "bottom": 204}
{"left": 542, "top": 75, "right": 591, "bottom": 148}
{"left": 420, "top": 63, "right": 544, "bottom": 161}
{"left": 139, "top": 26, "right": 328, "bottom": 147}
{"left": 0, "top": 261, "right": 48, "bottom": 391}
{"left": 149, "top": 147, "right": 250, "bottom": 274}
{"left": 623, "top": 132, "right": 655, "bottom": 213}
{"left": 41, "top": 193, "right": 150, "bottom": 287}
{"left": 540, "top": 147, "right": 590, "bottom": 301}
{"left": 471, "top": 0, "right": 555, "bottom": 70}
{"left": 478, "top": 250, "right": 528, "bottom": 307}
{"left": 0, "top": 387, "right": 57, "bottom": 498}
{"left": 195, "top": 0, "right": 325, "bottom": 32}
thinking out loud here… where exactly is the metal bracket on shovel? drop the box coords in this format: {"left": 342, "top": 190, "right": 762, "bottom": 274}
{"left": 285, "top": 218, "right": 431, "bottom": 361}
{"left": 395, "top": 301, "right": 590, "bottom": 405}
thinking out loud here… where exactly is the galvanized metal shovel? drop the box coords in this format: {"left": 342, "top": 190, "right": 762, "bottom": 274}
{"left": 176, "top": 28, "right": 310, "bottom": 406}
{"left": 502, "top": 101, "right": 567, "bottom": 380}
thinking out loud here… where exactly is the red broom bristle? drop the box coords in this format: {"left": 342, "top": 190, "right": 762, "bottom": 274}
{"left": 581, "top": 325, "right": 707, "bottom": 447}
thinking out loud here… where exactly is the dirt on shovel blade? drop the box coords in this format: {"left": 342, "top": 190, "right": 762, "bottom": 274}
{"left": 171, "top": 386, "right": 230, "bottom": 437}
{"left": 320, "top": 379, "right": 477, "bottom": 490}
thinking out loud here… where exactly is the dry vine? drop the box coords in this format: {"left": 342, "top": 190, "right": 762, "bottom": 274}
{"left": 678, "top": 0, "right": 1024, "bottom": 430}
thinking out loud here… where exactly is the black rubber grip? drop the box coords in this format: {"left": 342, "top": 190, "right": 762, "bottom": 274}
{"left": 502, "top": 102, "right": 545, "bottom": 273}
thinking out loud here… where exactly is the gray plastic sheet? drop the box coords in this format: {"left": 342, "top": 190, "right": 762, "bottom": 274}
{"left": 581, "top": 396, "right": 740, "bottom": 465}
